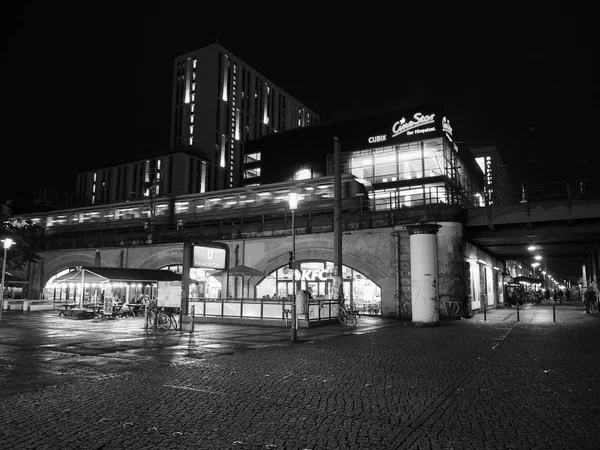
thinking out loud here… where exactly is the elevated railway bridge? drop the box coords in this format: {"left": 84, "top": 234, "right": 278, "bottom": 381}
{"left": 10, "top": 177, "right": 600, "bottom": 323}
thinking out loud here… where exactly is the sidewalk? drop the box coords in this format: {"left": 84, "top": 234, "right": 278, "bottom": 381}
{"left": 1, "top": 304, "right": 599, "bottom": 449}
{"left": 472, "top": 301, "right": 593, "bottom": 323}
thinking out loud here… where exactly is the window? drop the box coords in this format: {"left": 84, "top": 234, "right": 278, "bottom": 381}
{"left": 244, "top": 152, "right": 261, "bottom": 164}
{"left": 244, "top": 168, "right": 261, "bottom": 179}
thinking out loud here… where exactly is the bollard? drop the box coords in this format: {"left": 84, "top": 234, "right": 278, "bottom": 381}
{"left": 553, "top": 303, "right": 556, "bottom": 322}
{"left": 190, "top": 305, "right": 195, "bottom": 332}
{"left": 484, "top": 304, "right": 487, "bottom": 321}
{"left": 517, "top": 303, "right": 520, "bottom": 322}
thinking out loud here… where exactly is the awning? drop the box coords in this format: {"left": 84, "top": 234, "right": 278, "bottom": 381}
{"left": 514, "top": 276, "right": 543, "bottom": 284}
{"left": 3, "top": 273, "right": 29, "bottom": 284}
{"left": 54, "top": 267, "right": 182, "bottom": 284}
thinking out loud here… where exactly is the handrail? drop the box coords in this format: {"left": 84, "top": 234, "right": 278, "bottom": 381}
{"left": 463, "top": 177, "right": 600, "bottom": 207}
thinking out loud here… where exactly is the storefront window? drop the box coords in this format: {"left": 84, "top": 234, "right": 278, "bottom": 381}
{"left": 161, "top": 264, "right": 222, "bottom": 299}
{"left": 255, "top": 260, "right": 381, "bottom": 315}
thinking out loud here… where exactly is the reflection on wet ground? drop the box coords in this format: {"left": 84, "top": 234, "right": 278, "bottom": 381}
{"left": 0, "top": 310, "right": 395, "bottom": 397}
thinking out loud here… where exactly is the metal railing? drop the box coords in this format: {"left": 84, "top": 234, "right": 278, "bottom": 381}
{"left": 187, "top": 298, "right": 339, "bottom": 324}
{"left": 464, "top": 177, "right": 600, "bottom": 207}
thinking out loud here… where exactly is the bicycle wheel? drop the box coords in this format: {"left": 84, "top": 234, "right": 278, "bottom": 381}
{"left": 157, "top": 312, "right": 171, "bottom": 329}
{"left": 168, "top": 313, "right": 178, "bottom": 329}
{"left": 347, "top": 311, "right": 358, "bottom": 326}
{"left": 591, "top": 300, "right": 599, "bottom": 314}
{"left": 337, "top": 307, "right": 348, "bottom": 325}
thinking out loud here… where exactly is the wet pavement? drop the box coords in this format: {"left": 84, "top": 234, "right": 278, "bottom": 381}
{"left": 1, "top": 302, "right": 599, "bottom": 449}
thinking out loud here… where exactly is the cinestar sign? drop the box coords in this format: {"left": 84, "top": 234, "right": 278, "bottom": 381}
{"left": 391, "top": 112, "right": 436, "bottom": 138}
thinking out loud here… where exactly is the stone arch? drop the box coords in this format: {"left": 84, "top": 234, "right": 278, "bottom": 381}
{"left": 41, "top": 250, "right": 97, "bottom": 287}
{"left": 136, "top": 249, "right": 185, "bottom": 270}
{"left": 249, "top": 239, "right": 389, "bottom": 294}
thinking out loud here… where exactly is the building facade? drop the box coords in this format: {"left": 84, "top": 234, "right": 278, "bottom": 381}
{"left": 170, "top": 43, "right": 319, "bottom": 191}
{"left": 244, "top": 103, "right": 485, "bottom": 209}
{"left": 75, "top": 43, "right": 320, "bottom": 207}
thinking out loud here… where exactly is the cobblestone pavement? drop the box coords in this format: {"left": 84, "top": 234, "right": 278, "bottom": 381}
{"left": 0, "top": 304, "right": 599, "bottom": 449}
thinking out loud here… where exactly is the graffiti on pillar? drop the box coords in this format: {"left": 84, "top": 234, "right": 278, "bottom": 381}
{"left": 401, "top": 299, "right": 412, "bottom": 316}
{"left": 439, "top": 300, "right": 462, "bottom": 319}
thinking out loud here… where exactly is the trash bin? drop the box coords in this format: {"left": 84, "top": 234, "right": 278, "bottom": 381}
{"left": 296, "top": 290, "right": 308, "bottom": 320}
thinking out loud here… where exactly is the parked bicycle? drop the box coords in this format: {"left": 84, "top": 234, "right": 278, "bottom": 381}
{"left": 337, "top": 300, "right": 360, "bottom": 326}
{"left": 146, "top": 306, "right": 180, "bottom": 329}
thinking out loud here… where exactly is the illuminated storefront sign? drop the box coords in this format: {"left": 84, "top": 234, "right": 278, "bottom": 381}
{"left": 192, "top": 246, "right": 226, "bottom": 269}
{"left": 368, "top": 135, "right": 387, "bottom": 144}
{"left": 280, "top": 268, "right": 351, "bottom": 281}
{"left": 391, "top": 112, "right": 436, "bottom": 138}
{"left": 442, "top": 116, "right": 453, "bottom": 137}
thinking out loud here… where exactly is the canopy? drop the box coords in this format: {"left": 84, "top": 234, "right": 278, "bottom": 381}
{"left": 3, "top": 273, "right": 29, "bottom": 284}
{"left": 54, "top": 268, "right": 109, "bottom": 284}
{"left": 54, "top": 267, "right": 182, "bottom": 284}
{"left": 210, "top": 264, "right": 266, "bottom": 278}
{"left": 514, "top": 276, "right": 543, "bottom": 284}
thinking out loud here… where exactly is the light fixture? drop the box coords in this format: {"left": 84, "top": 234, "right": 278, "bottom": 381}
{"left": 534, "top": 255, "right": 542, "bottom": 260}
{"left": 0, "top": 238, "right": 16, "bottom": 323}
{"left": 528, "top": 245, "right": 537, "bottom": 251}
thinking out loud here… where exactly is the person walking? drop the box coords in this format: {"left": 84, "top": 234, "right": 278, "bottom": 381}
{"left": 565, "top": 288, "right": 571, "bottom": 303}
{"left": 584, "top": 287, "right": 595, "bottom": 314}
{"left": 544, "top": 289, "right": 550, "bottom": 302}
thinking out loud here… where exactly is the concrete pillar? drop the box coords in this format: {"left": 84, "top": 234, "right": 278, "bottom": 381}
{"left": 404, "top": 223, "right": 442, "bottom": 326}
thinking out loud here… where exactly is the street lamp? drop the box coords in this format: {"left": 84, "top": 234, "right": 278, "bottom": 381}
{"left": 0, "top": 238, "right": 15, "bottom": 324}
{"left": 288, "top": 192, "right": 298, "bottom": 342}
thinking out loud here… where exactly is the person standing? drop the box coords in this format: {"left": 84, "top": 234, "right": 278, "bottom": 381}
{"left": 584, "top": 287, "right": 595, "bottom": 314}
{"left": 544, "top": 289, "right": 550, "bottom": 302}
{"left": 565, "top": 288, "right": 571, "bottom": 303}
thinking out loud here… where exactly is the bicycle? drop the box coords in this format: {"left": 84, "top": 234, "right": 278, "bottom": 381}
{"left": 337, "top": 301, "right": 359, "bottom": 326}
{"left": 588, "top": 298, "right": 599, "bottom": 314}
{"left": 146, "top": 306, "right": 180, "bottom": 329}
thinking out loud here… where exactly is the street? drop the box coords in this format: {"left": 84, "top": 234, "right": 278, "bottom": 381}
{"left": 0, "top": 304, "right": 599, "bottom": 449}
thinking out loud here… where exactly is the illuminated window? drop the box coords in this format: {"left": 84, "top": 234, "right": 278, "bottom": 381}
{"left": 294, "top": 169, "right": 312, "bottom": 180}
{"left": 244, "top": 153, "right": 261, "bottom": 164}
{"left": 244, "top": 168, "right": 261, "bottom": 178}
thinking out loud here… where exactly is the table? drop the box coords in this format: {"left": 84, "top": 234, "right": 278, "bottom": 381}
{"left": 88, "top": 306, "right": 103, "bottom": 318}
{"left": 126, "top": 304, "right": 145, "bottom": 317}
{"left": 57, "top": 304, "right": 79, "bottom": 317}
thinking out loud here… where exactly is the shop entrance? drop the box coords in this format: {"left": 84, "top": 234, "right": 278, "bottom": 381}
{"left": 256, "top": 260, "right": 381, "bottom": 315}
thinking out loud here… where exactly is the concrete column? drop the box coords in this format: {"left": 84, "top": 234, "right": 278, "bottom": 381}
{"left": 404, "top": 223, "right": 442, "bottom": 326}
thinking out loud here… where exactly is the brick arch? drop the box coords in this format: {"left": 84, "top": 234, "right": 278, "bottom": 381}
{"left": 249, "top": 243, "right": 388, "bottom": 292}
{"left": 41, "top": 251, "right": 98, "bottom": 286}
{"left": 136, "top": 251, "right": 185, "bottom": 270}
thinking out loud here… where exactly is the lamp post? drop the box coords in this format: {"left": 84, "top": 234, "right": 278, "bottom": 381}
{"left": 0, "top": 238, "right": 15, "bottom": 324}
{"left": 289, "top": 192, "right": 298, "bottom": 342}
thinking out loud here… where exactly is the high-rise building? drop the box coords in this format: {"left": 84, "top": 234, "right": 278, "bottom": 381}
{"left": 74, "top": 43, "right": 320, "bottom": 207}
{"left": 170, "top": 43, "right": 319, "bottom": 191}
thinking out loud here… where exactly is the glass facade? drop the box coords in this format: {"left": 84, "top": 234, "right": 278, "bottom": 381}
{"left": 330, "top": 136, "right": 483, "bottom": 210}
{"left": 256, "top": 260, "right": 382, "bottom": 315}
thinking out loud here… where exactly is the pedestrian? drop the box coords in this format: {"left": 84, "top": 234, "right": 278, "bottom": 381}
{"left": 565, "top": 288, "right": 571, "bottom": 303}
{"left": 544, "top": 289, "right": 550, "bottom": 302}
{"left": 557, "top": 289, "right": 564, "bottom": 303}
{"left": 552, "top": 289, "right": 558, "bottom": 303}
{"left": 584, "top": 287, "right": 595, "bottom": 314}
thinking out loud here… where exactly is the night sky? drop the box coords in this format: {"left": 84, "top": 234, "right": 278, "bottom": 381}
{"left": 0, "top": 2, "right": 590, "bottom": 212}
